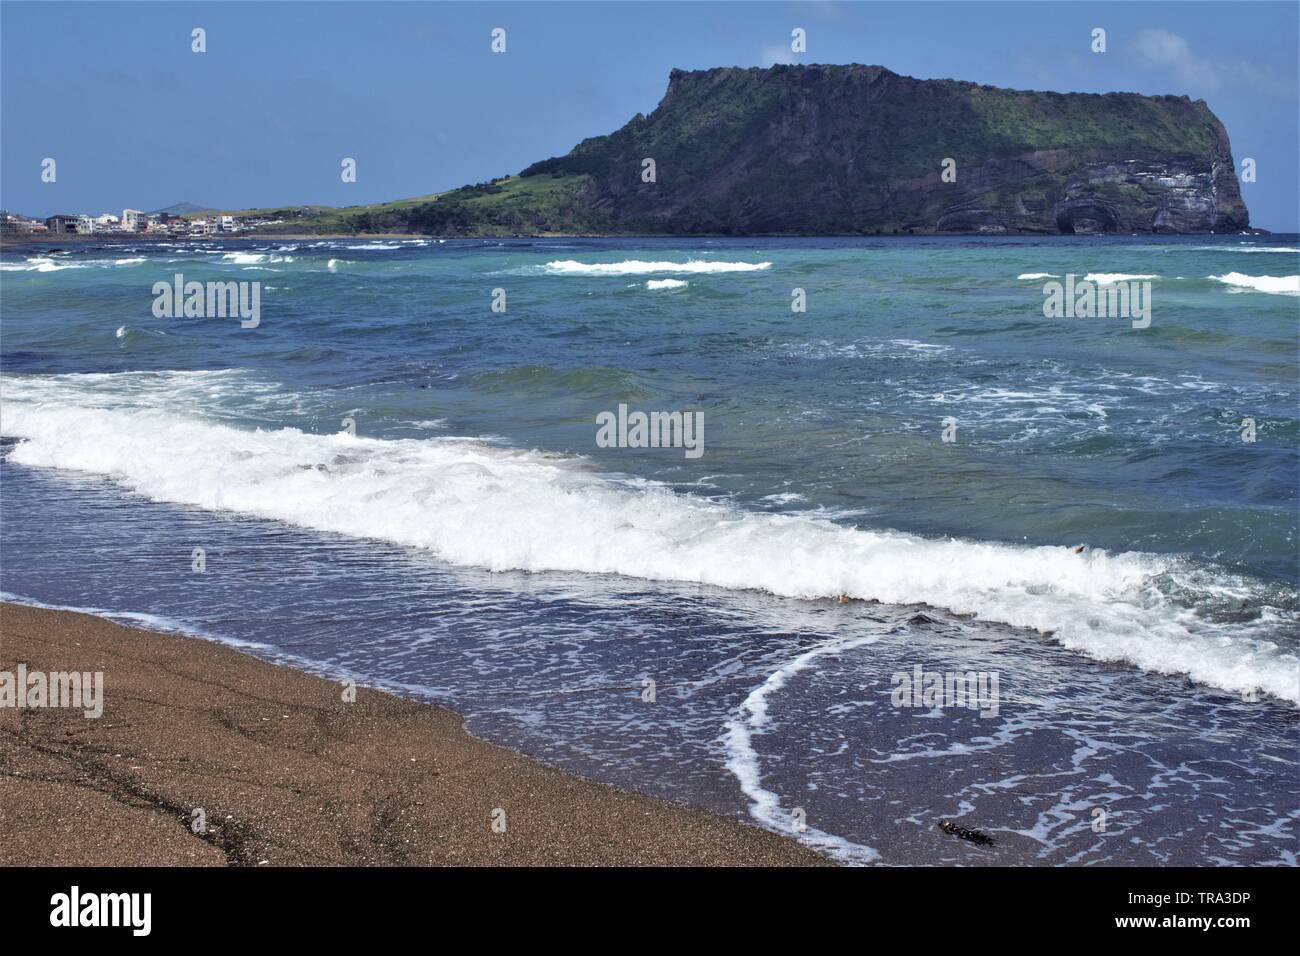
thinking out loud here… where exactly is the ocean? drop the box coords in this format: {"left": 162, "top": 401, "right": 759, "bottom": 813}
{"left": 1, "top": 234, "right": 1297, "bottom": 865}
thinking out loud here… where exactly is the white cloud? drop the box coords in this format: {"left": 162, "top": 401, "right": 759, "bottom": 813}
{"left": 759, "top": 43, "right": 797, "bottom": 68}
{"left": 1128, "top": 29, "right": 1294, "bottom": 99}
{"left": 1129, "top": 29, "right": 1221, "bottom": 92}
{"left": 788, "top": 1, "right": 849, "bottom": 22}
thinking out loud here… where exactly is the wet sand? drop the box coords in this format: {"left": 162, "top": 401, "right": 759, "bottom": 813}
{"left": 0, "top": 602, "right": 827, "bottom": 866}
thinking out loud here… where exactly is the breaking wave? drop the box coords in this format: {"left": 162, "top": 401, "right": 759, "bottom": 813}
{"left": 543, "top": 259, "right": 772, "bottom": 276}
{"left": 3, "top": 371, "right": 1296, "bottom": 704}
{"left": 1209, "top": 272, "right": 1300, "bottom": 296}
{"left": 1083, "top": 273, "right": 1158, "bottom": 285}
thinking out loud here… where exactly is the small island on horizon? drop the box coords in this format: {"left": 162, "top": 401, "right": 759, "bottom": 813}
{"left": 3, "top": 64, "right": 1256, "bottom": 241}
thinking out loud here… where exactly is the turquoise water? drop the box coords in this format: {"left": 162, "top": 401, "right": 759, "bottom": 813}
{"left": 2, "top": 234, "right": 1297, "bottom": 863}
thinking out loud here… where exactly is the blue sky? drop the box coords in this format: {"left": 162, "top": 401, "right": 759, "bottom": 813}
{"left": 3, "top": 1, "right": 1296, "bottom": 230}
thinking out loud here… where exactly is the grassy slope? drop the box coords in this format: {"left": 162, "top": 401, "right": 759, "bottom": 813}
{"left": 206, "top": 174, "right": 595, "bottom": 236}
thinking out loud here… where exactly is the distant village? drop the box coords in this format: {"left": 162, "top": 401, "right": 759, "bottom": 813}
{"left": 0, "top": 208, "right": 286, "bottom": 239}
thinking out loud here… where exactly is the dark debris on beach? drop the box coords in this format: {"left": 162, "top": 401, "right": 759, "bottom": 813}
{"left": 938, "top": 820, "right": 997, "bottom": 847}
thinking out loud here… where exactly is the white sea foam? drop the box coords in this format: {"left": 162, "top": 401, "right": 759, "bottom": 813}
{"left": 1187, "top": 246, "right": 1300, "bottom": 253}
{"left": 724, "top": 634, "right": 883, "bottom": 865}
{"left": 761, "top": 492, "right": 807, "bottom": 505}
{"left": 111, "top": 326, "right": 166, "bottom": 340}
{"left": 1017, "top": 272, "right": 1059, "bottom": 280}
{"left": 544, "top": 259, "right": 772, "bottom": 276}
{"left": 2, "top": 256, "right": 158, "bottom": 272}
{"left": 1209, "top": 272, "right": 1300, "bottom": 296}
{"left": 646, "top": 278, "right": 689, "bottom": 290}
{"left": 220, "top": 252, "right": 294, "bottom": 265}
{"left": 2, "top": 371, "right": 1296, "bottom": 705}
{"left": 346, "top": 243, "right": 402, "bottom": 251}
{"left": 0, "top": 256, "right": 82, "bottom": 272}
{"left": 1083, "top": 273, "right": 1159, "bottom": 285}
{"left": 778, "top": 338, "right": 953, "bottom": 361}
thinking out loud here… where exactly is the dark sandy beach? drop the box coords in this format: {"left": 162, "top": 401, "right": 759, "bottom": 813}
{"left": 0, "top": 602, "right": 826, "bottom": 866}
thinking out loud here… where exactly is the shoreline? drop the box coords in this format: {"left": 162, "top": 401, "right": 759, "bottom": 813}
{"left": 0, "top": 232, "right": 418, "bottom": 246}
{"left": 0, "top": 227, "right": 1275, "bottom": 248}
{"left": 0, "top": 601, "right": 827, "bottom": 866}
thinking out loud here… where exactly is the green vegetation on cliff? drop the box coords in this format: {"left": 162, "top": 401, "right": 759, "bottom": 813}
{"left": 250, "top": 64, "right": 1247, "bottom": 236}
{"left": 241, "top": 174, "right": 593, "bottom": 236}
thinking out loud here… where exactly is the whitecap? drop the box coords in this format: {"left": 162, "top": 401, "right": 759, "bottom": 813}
{"left": 1208, "top": 272, "right": 1299, "bottom": 296}
{"left": 1083, "top": 273, "right": 1158, "bottom": 285}
{"left": 543, "top": 259, "right": 771, "bottom": 276}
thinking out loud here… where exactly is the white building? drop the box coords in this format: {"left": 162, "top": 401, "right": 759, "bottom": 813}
{"left": 121, "top": 208, "right": 145, "bottom": 231}
{"left": 76, "top": 215, "right": 96, "bottom": 234}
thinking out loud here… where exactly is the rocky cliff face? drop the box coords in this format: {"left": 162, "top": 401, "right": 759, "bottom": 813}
{"left": 521, "top": 64, "right": 1249, "bottom": 235}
